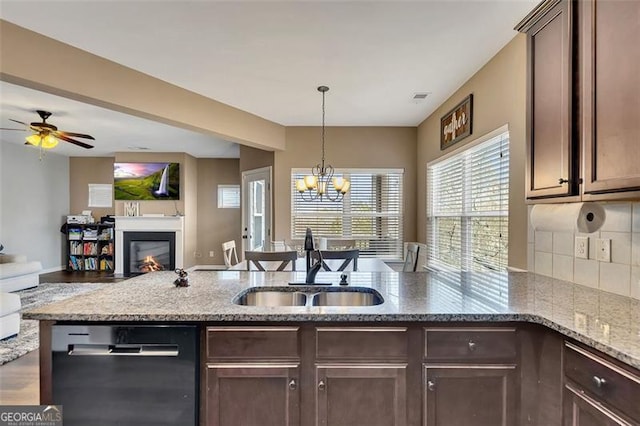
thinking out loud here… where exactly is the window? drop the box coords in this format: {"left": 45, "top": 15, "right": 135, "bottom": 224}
{"left": 427, "top": 129, "right": 509, "bottom": 272}
{"left": 291, "top": 169, "right": 404, "bottom": 260}
{"left": 217, "top": 185, "right": 240, "bottom": 208}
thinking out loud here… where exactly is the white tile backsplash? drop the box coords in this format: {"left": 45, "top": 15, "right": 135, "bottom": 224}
{"left": 535, "top": 251, "right": 553, "bottom": 277}
{"left": 631, "top": 266, "right": 640, "bottom": 300}
{"left": 600, "top": 231, "right": 631, "bottom": 265}
{"left": 553, "top": 254, "right": 574, "bottom": 281}
{"left": 535, "top": 231, "right": 553, "bottom": 253}
{"left": 633, "top": 203, "right": 640, "bottom": 233}
{"left": 574, "top": 259, "right": 599, "bottom": 288}
{"left": 599, "top": 263, "right": 631, "bottom": 296}
{"left": 600, "top": 203, "right": 632, "bottom": 232}
{"left": 528, "top": 201, "right": 639, "bottom": 298}
{"left": 553, "top": 232, "right": 574, "bottom": 256}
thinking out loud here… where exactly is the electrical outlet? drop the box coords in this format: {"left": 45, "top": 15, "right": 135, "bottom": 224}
{"left": 595, "top": 238, "right": 611, "bottom": 262}
{"left": 575, "top": 237, "right": 589, "bottom": 259}
{"left": 209, "top": 251, "right": 215, "bottom": 257}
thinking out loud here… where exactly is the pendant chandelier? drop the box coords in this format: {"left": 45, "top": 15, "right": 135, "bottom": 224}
{"left": 296, "top": 86, "right": 350, "bottom": 202}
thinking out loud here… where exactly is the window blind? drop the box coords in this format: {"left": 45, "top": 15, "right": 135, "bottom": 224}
{"left": 427, "top": 131, "right": 509, "bottom": 272}
{"left": 291, "top": 169, "right": 404, "bottom": 260}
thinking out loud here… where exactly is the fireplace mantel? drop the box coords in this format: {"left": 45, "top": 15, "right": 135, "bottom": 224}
{"left": 115, "top": 216, "right": 184, "bottom": 274}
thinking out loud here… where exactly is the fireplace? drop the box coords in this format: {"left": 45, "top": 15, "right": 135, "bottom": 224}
{"left": 114, "top": 216, "right": 184, "bottom": 276}
{"left": 123, "top": 232, "right": 175, "bottom": 276}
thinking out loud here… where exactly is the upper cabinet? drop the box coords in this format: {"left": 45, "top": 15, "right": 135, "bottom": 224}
{"left": 518, "top": 0, "right": 640, "bottom": 202}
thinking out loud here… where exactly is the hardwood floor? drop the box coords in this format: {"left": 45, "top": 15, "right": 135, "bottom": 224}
{"left": 0, "top": 349, "right": 39, "bottom": 405}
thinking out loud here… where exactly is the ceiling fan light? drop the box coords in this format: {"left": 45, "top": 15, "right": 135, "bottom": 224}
{"left": 41, "top": 134, "right": 59, "bottom": 149}
{"left": 25, "top": 134, "right": 41, "bottom": 146}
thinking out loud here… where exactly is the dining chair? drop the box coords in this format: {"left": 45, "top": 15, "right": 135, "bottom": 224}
{"left": 402, "top": 243, "right": 420, "bottom": 272}
{"left": 222, "top": 240, "right": 239, "bottom": 268}
{"left": 245, "top": 250, "right": 298, "bottom": 271}
{"left": 312, "top": 249, "right": 359, "bottom": 271}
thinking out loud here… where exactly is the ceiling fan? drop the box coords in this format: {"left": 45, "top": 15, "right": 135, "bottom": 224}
{"left": 1, "top": 110, "right": 95, "bottom": 149}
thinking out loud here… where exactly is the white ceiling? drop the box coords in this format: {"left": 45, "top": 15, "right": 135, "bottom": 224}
{"left": 0, "top": 0, "right": 537, "bottom": 157}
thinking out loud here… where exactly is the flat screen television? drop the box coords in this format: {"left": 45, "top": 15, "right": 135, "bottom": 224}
{"left": 114, "top": 162, "right": 180, "bottom": 200}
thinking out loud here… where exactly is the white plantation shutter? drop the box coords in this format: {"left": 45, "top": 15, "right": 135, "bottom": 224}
{"left": 427, "top": 131, "right": 509, "bottom": 272}
{"left": 291, "top": 169, "right": 404, "bottom": 260}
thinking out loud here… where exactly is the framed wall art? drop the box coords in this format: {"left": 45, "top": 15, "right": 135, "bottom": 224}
{"left": 441, "top": 94, "right": 473, "bottom": 150}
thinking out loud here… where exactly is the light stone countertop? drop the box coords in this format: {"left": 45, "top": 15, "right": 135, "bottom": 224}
{"left": 23, "top": 270, "right": 640, "bottom": 370}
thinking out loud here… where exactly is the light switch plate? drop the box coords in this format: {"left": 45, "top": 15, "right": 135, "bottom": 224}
{"left": 575, "top": 237, "right": 589, "bottom": 259}
{"left": 596, "top": 238, "right": 611, "bottom": 262}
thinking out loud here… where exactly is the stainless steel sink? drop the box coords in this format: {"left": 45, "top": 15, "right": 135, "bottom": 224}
{"left": 234, "top": 290, "right": 307, "bottom": 306}
{"left": 311, "top": 288, "right": 384, "bottom": 307}
{"left": 233, "top": 286, "right": 384, "bottom": 307}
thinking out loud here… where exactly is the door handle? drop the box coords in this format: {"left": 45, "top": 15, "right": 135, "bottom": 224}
{"left": 318, "top": 380, "right": 326, "bottom": 391}
{"left": 427, "top": 380, "right": 436, "bottom": 392}
{"left": 288, "top": 379, "right": 297, "bottom": 390}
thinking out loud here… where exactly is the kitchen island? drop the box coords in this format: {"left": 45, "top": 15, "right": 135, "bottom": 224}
{"left": 25, "top": 270, "right": 640, "bottom": 426}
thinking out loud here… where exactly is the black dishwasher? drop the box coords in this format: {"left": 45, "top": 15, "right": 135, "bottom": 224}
{"left": 52, "top": 324, "right": 198, "bottom": 426}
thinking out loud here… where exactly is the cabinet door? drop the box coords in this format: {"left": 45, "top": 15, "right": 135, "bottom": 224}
{"left": 526, "top": 0, "right": 576, "bottom": 199}
{"left": 563, "top": 384, "right": 634, "bottom": 426}
{"left": 581, "top": 0, "right": 640, "bottom": 194}
{"left": 424, "top": 365, "right": 517, "bottom": 426}
{"left": 315, "top": 364, "right": 407, "bottom": 426}
{"left": 206, "top": 364, "right": 300, "bottom": 426}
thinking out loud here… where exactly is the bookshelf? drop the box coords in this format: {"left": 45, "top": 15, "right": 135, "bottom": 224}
{"left": 64, "top": 223, "right": 115, "bottom": 272}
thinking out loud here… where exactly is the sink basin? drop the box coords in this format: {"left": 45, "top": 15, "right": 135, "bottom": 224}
{"left": 311, "top": 288, "right": 384, "bottom": 307}
{"left": 233, "top": 286, "right": 384, "bottom": 307}
{"left": 234, "top": 290, "right": 307, "bottom": 307}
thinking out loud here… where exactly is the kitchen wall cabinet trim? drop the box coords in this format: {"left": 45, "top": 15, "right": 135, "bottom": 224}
{"left": 515, "top": 0, "right": 563, "bottom": 33}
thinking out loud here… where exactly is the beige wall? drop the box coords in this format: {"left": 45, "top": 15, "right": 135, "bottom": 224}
{"left": 274, "top": 126, "right": 417, "bottom": 244}
{"left": 196, "top": 159, "right": 242, "bottom": 266}
{"left": 69, "top": 157, "right": 115, "bottom": 219}
{"left": 239, "top": 145, "right": 275, "bottom": 173}
{"left": 0, "top": 20, "right": 285, "bottom": 151}
{"left": 416, "top": 34, "right": 527, "bottom": 269}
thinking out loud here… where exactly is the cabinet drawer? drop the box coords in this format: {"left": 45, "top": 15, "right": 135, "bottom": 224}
{"left": 564, "top": 342, "right": 640, "bottom": 422}
{"left": 316, "top": 327, "right": 408, "bottom": 360}
{"left": 424, "top": 327, "right": 517, "bottom": 361}
{"left": 206, "top": 326, "right": 299, "bottom": 361}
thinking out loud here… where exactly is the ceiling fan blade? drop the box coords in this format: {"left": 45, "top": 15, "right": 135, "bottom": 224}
{"left": 0, "top": 127, "right": 26, "bottom": 131}
{"left": 56, "top": 134, "right": 94, "bottom": 149}
{"left": 9, "top": 119, "right": 28, "bottom": 126}
{"left": 56, "top": 130, "right": 95, "bottom": 140}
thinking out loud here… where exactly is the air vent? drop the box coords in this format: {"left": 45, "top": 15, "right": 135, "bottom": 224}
{"left": 413, "top": 92, "right": 431, "bottom": 100}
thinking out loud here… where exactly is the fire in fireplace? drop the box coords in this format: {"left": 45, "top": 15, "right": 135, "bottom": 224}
{"left": 123, "top": 232, "right": 176, "bottom": 276}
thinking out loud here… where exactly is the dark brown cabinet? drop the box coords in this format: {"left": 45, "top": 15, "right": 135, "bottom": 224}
{"left": 580, "top": 0, "right": 640, "bottom": 196}
{"left": 423, "top": 327, "right": 518, "bottom": 426}
{"left": 519, "top": 0, "right": 640, "bottom": 201}
{"left": 316, "top": 364, "right": 407, "bottom": 426}
{"left": 524, "top": 0, "right": 576, "bottom": 199}
{"left": 206, "top": 364, "right": 300, "bottom": 426}
{"left": 563, "top": 342, "right": 640, "bottom": 425}
{"left": 424, "top": 366, "right": 517, "bottom": 426}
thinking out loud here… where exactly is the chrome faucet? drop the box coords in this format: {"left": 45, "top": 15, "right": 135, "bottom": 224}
{"left": 304, "top": 228, "right": 323, "bottom": 284}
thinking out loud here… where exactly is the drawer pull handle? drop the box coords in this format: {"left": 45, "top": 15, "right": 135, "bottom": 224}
{"left": 318, "top": 380, "right": 326, "bottom": 391}
{"left": 593, "top": 376, "right": 607, "bottom": 388}
{"left": 288, "top": 379, "right": 297, "bottom": 391}
{"left": 427, "top": 380, "right": 436, "bottom": 392}
{"left": 468, "top": 340, "right": 477, "bottom": 351}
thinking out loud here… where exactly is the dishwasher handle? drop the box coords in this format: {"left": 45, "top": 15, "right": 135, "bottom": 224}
{"left": 68, "top": 344, "right": 179, "bottom": 357}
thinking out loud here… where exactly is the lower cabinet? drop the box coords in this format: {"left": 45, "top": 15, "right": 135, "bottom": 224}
{"left": 563, "top": 383, "right": 634, "bottom": 426}
{"left": 206, "top": 364, "right": 300, "bottom": 426}
{"left": 423, "top": 365, "right": 517, "bottom": 426}
{"left": 316, "top": 364, "right": 407, "bottom": 426}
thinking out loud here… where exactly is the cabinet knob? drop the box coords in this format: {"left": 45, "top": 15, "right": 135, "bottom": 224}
{"left": 558, "top": 178, "right": 569, "bottom": 184}
{"left": 288, "top": 379, "right": 297, "bottom": 391}
{"left": 318, "top": 380, "right": 326, "bottom": 391}
{"left": 593, "top": 376, "right": 607, "bottom": 388}
{"left": 427, "top": 380, "right": 436, "bottom": 392}
{"left": 468, "top": 340, "right": 477, "bottom": 351}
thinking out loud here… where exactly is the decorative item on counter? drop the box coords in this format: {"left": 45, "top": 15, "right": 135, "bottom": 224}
{"left": 339, "top": 273, "right": 349, "bottom": 286}
{"left": 174, "top": 268, "right": 189, "bottom": 287}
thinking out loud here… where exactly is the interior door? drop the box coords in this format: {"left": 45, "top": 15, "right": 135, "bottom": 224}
{"left": 241, "top": 167, "right": 272, "bottom": 256}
